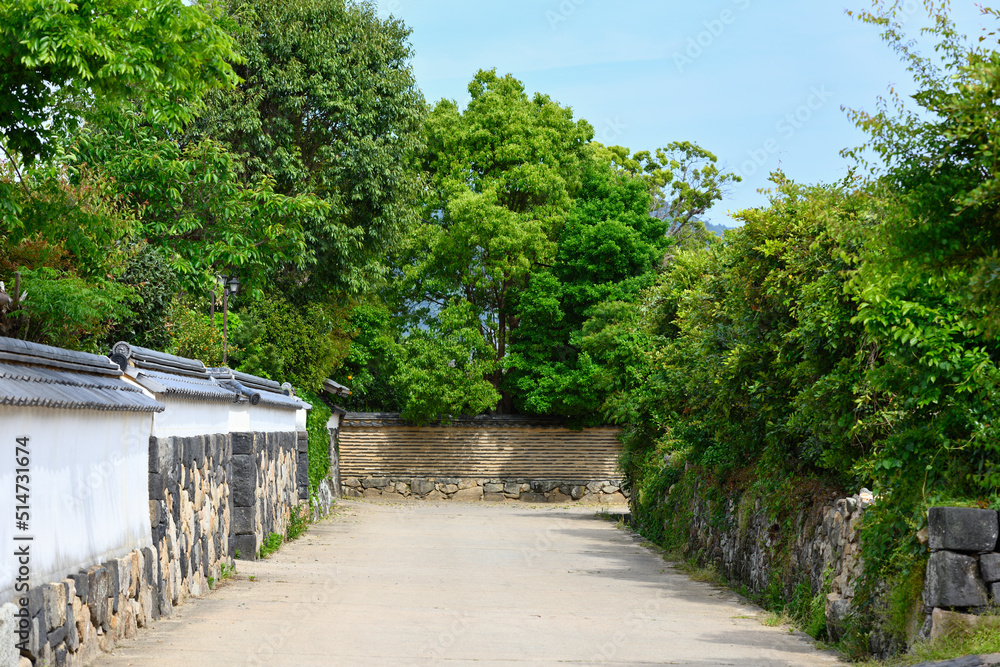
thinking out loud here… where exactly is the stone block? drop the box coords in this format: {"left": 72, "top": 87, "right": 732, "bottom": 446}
{"left": 928, "top": 507, "right": 999, "bottom": 553}
{"left": 600, "top": 492, "right": 628, "bottom": 505}
{"left": 0, "top": 603, "right": 17, "bottom": 667}
{"left": 825, "top": 593, "right": 852, "bottom": 642}
{"left": 586, "top": 481, "right": 604, "bottom": 494}
{"left": 426, "top": 490, "right": 445, "bottom": 501}
{"left": 571, "top": 485, "right": 586, "bottom": 500}
{"left": 47, "top": 617, "right": 67, "bottom": 648}
{"left": 394, "top": 482, "right": 410, "bottom": 495}
{"left": 233, "top": 505, "right": 255, "bottom": 535}
{"left": 547, "top": 490, "right": 571, "bottom": 503}
{"left": 102, "top": 560, "right": 120, "bottom": 608}
{"left": 484, "top": 493, "right": 506, "bottom": 502}
{"left": 437, "top": 478, "right": 460, "bottom": 486}
{"left": 484, "top": 483, "right": 504, "bottom": 494}
{"left": 148, "top": 472, "right": 165, "bottom": 501}
{"left": 230, "top": 534, "right": 257, "bottom": 561}
{"left": 363, "top": 477, "right": 388, "bottom": 489}
{"left": 344, "top": 477, "right": 362, "bottom": 489}
{"left": 980, "top": 553, "right": 1000, "bottom": 583}
{"left": 231, "top": 454, "right": 256, "bottom": 508}
{"left": 27, "top": 615, "right": 46, "bottom": 661}
{"left": 457, "top": 479, "right": 480, "bottom": 490}
{"left": 441, "top": 484, "right": 459, "bottom": 494}
{"left": 64, "top": 602, "right": 78, "bottom": 652}
{"left": 520, "top": 492, "right": 547, "bottom": 503}
{"left": 453, "top": 487, "right": 483, "bottom": 502}
{"left": 142, "top": 546, "right": 157, "bottom": 587}
{"left": 411, "top": 479, "right": 436, "bottom": 495}
{"left": 71, "top": 572, "right": 88, "bottom": 601}
{"left": 232, "top": 432, "right": 255, "bottom": 456}
{"left": 924, "top": 550, "right": 990, "bottom": 608}
{"left": 532, "top": 481, "right": 559, "bottom": 494}
{"left": 929, "top": 608, "right": 985, "bottom": 641}
{"left": 43, "top": 582, "right": 66, "bottom": 630}
{"left": 503, "top": 482, "right": 523, "bottom": 496}
{"left": 363, "top": 488, "right": 382, "bottom": 498}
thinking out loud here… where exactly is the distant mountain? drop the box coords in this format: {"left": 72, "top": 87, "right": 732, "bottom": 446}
{"left": 705, "top": 221, "right": 738, "bottom": 238}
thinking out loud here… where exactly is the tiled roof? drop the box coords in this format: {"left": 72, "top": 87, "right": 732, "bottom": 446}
{"left": 0, "top": 338, "right": 163, "bottom": 413}
{"left": 110, "top": 342, "right": 210, "bottom": 379}
{"left": 208, "top": 368, "right": 310, "bottom": 411}
{"left": 129, "top": 368, "right": 237, "bottom": 403}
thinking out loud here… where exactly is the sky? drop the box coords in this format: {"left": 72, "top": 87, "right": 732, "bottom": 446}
{"left": 374, "top": 0, "right": 994, "bottom": 226}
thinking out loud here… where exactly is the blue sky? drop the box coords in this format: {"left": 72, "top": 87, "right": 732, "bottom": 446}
{"left": 375, "top": 0, "right": 993, "bottom": 226}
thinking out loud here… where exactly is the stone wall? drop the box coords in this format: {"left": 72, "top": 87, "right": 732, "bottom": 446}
{"left": 149, "top": 433, "right": 232, "bottom": 607}
{"left": 921, "top": 507, "right": 1000, "bottom": 641}
{"left": 230, "top": 431, "right": 300, "bottom": 561}
{"left": 669, "top": 479, "right": 871, "bottom": 642}
{"left": 4, "top": 430, "right": 304, "bottom": 666}
{"left": 3, "top": 545, "right": 163, "bottom": 667}
{"left": 343, "top": 475, "right": 627, "bottom": 504}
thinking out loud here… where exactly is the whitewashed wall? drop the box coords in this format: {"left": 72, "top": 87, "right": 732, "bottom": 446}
{"left": 149, "top": 397, "right": 230, "bottom": 438}
{"left": 0, "top": 406, "right": 153, "bottom": 604}
{"left": 230, "top": 402, "right": 298, "bottom": 434}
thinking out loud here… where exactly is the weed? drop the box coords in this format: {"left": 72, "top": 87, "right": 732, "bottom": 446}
{"left": 287, "top": 506, "right": 309, "bottom": 541}
{"left": 858, "top": 614, "right": 1000, "bottom": 667}
{"left": 220, "top": 562, "right": 236, "bottom": 580}
{"left": 207, "top": 576, "right": 215, "bottom": 589}
{"left": 248, "top": 575, "right": 256, "bottom": 582}
{"left": 259, "top": 532, "right": 283, "bottom": 558}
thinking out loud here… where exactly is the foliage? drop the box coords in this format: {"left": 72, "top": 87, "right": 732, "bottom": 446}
{"left": 231, "top": 295, "right": 352, "bottom": 393}
{"left": 391, "top": 301, "right": 500, "bottom": 424}
{"left": 167, "top": 303, "right": 242, "bottom": 368}
{"left": 597, "top": 141, "right": 741, "bottom": 244}
{"left": 72, "top": 118, "right": 322, "bottom": 294}
{"left": 0, "top": 0, "right": 238, "bottom": 168}
{"left": 395, "top": 69, "right": 594, "bottom": 413}
{"left": 337, "top": 302, "right": 403, "bottom": 412}
{"left": 505, "top": 156, "right": 671, "bottom": 421}
{"left": 188, "top": 0, "right": 426, "bottom": 293}
{"left": 12, "top": 266, "right": 134, "bottom": 351}
{"left": 108, "top": 245, "right": 180, "bottom": 350}
{"left": 258, "top": 532, "right": 283, "bottom": 558}
{"left": 299, "top": 388, "right": 332, "bottom": 495}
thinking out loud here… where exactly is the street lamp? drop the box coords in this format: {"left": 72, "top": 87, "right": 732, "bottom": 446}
{"left": 215, "top": 274, "right": 240, "bottom": 365}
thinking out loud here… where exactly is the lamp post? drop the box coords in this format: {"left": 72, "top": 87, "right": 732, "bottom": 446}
{"left": 217, "top": 274, "right": 240, "bottom": 365}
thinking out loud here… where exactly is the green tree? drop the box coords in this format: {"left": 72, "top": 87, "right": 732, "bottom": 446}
{"left": 0, "top": 0, "right": 238, "bottom": 168}
{"left": 72, "top": 117, "right": 324, "bottom": 294}
{"left": 505, "top": 156, "right": 669, "bottom": 420}
{"left": 396, "top": 70, "right": 593, "bottom": 414}
{"left": 188, "top": 0, "right": 426, "bottom": 293}
{"left": 390, "top": 302, "right": 500, "bottom": 424}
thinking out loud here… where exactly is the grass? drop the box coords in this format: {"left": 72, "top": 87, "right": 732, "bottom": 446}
{"left": 677, "top": 558, "right": 726, "bottom": 586}
{"left": 858, "top": 614, "right": 1000, "bottom": 667}
{"left": 258, "top": 532, "right": 283, "bottom": 559}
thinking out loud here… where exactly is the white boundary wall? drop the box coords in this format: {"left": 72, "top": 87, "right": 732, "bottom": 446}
{"left": 0, "top": 406, "right": 154, "bottom": 603}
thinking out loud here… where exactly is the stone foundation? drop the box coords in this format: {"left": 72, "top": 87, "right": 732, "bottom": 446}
{"left": 5, "top": 430, "right": 305, "bottom": 666}
{"left": 919, "top": 507, "right": 1000, "bottom": 641}
{"left": 3, "top": 546, "right": 164, "bottom": 667}
{"left": 230, "top": 431, "right": 300, "bottom": 561}
{"left": 665, "top": 479, "right": 871, "bottom": 643}
{"left": 149, "top": 433, "right": 233, "bottom": 607}
{"left": 342, "top": 476, "right": 627, "bottom": 504}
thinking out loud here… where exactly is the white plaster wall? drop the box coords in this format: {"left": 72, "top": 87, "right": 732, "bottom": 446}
{"left": 247, "top": 404, "right": 298, "bottom": 433}
{"left": 0, "top": 406, "right": 153, "bottom": 604}
{"left": 327, "top": 412, "right": 341, "bottom": 431}
{"left": 295, "top": 408, "right": 308, "bottom": 431}
{"left": 150, "top": 397, "right": 230, "bottom": 438}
